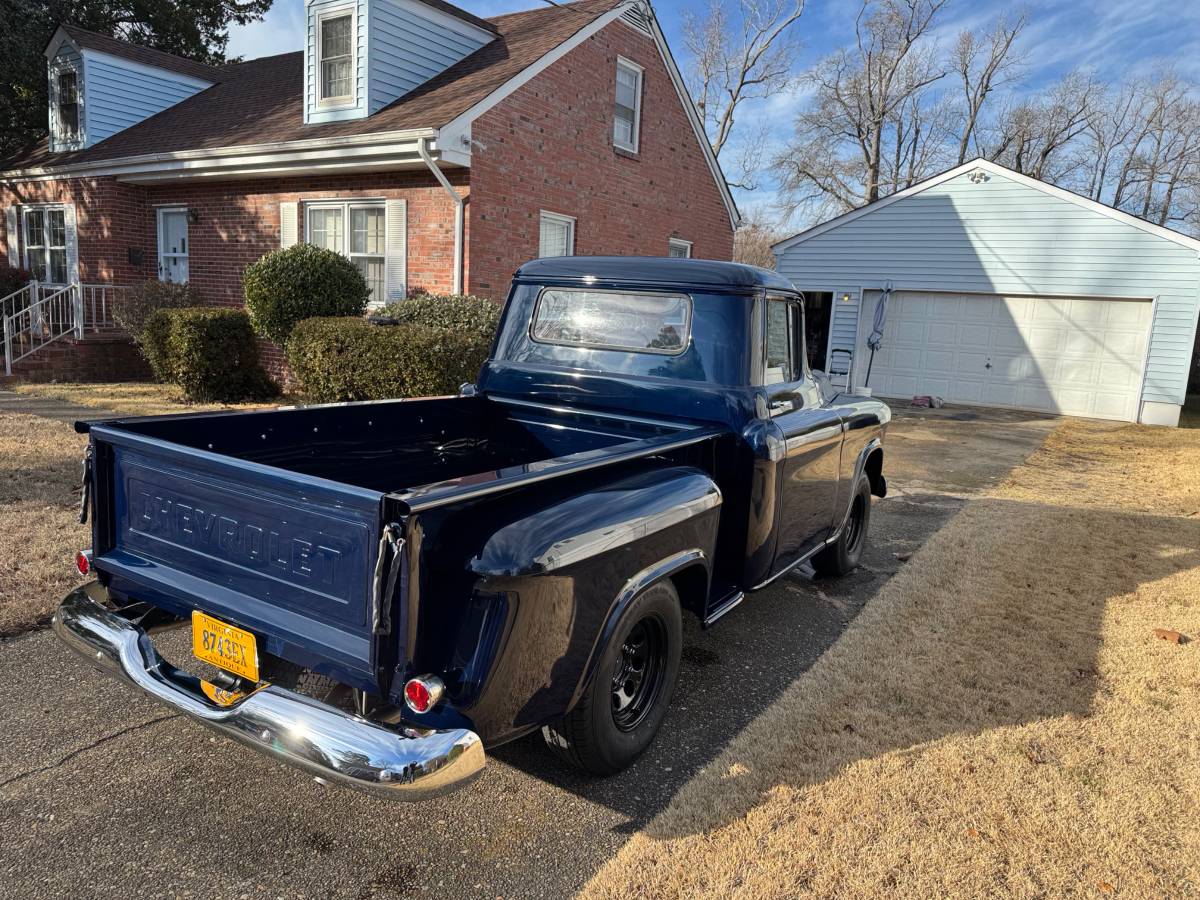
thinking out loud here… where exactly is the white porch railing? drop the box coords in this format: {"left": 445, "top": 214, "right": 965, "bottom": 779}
{"left": 2, "top": 281, "right": 131, "bottom": 375}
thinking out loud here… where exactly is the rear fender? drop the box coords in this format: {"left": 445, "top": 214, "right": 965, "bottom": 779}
{"left": 460, "top": 466, "right": 721, "bottom": 743}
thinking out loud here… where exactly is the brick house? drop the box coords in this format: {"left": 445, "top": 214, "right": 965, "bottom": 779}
{"left": 0, "top": 0, "right": 738, "bottom": 379}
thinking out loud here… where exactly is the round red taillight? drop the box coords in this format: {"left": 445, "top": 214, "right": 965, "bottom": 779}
{"left": 403, "top": 675, "right": 445, "bottom": 714}
{"left": 75, "top": 550, "right": 91, "bottom": 576}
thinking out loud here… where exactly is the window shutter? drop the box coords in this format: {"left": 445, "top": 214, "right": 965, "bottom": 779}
{"left": 279, "top": 201, "right": 298, "bottom": 248}
{"left": 385, "top": 199, "right": 407, "bottom": 301}
{"left": 64, "top": 204, "right": 79, "bottom": 284}
{"left": 4, "top": 208, "right": 18, "bottom": 267}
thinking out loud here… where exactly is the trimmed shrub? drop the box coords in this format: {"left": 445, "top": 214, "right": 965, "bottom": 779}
{"left": 243, "top": 243, "right": 370, "bottom": 343}
{"left": 112, "top": 280, "right": 201, "bottom": 342}
{"left": 378, "top": 292, "right": 502, "bottom": 343}
{"left": 141, "top": 307, "right": 278, "bottom": 402}
{"left": 0, "top": 262, "right": 32, "bottom": 299}
{"left": 286, "top": 317, "right": 490, "bottom": 403}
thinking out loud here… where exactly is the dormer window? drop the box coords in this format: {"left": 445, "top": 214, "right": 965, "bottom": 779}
{"left": 318, "top": 10, "right": 354, "bottom": 105}
{"left": 57, "top": 70, "right": 80, "bottom": 142}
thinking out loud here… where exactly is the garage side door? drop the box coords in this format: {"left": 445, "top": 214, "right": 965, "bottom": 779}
{"left": 866, "top": 293, "right": 1152, "bottom": 421}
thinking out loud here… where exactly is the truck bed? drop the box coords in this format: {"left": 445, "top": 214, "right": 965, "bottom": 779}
{"left": 83, "top": 396, "right": 713, "bottom": 694}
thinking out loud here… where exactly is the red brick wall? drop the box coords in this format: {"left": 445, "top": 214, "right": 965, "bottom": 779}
{"left": 466, "top": 20, "right": 736, "bottom": 299}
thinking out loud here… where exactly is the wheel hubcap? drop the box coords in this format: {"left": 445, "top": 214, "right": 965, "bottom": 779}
{"left": 611, "top": 617, "right": 667, "bottom": 732}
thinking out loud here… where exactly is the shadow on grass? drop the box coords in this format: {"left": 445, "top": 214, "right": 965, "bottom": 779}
{"left": 1181, "top": 394, "right": 1200, "bottom": 429}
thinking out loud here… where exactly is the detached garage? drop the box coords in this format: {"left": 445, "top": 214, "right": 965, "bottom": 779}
{"left": 772, "top": 158, "right": 1200, "bottom": 426}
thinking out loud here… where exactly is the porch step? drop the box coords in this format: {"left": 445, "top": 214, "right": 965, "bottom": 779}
{"left": 6, "top": 330, "right": 153, "bottom": 383}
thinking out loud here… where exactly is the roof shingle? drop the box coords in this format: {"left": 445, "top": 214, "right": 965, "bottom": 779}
{"left": 60, "top": 24, "right": 225, "bottom": 84}
{"left": 4, "top": 0, "right": 622, "bottom": 173}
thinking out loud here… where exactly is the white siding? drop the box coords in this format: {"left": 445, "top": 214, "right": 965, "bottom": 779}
{"left": 48, "top": 44, "right": 85, "bottom": 152}
{"left": 304, "top": 0, "right": 492, "bottom": 124}
{"left": 81, "top": 49, "right": 212, "bottom": 147}
{"left": 775, "top": 170, "right": 1200, "bottom": 408}
{"left": 368, "top": 0, "right": 490, "bottom": 115}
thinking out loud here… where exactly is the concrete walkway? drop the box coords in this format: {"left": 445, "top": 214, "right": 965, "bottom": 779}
{"left": 0, "top": 389, "right": 118, "bottom": 424}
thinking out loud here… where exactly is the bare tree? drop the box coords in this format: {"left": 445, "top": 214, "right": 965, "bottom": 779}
{"left": 774, "top": 0, "right": 950, "bottom": 219}
{"left": 951, "top": 12, "right": 1027, "bottom": 164}
{"left": 733, "top": 209, "right": 786, "bottom": 267}
{"left": 985, "top": 71, "right": 1102, "bottom": 180}
{"left": 683, "top": 0, "right": 806, "bottom": 185}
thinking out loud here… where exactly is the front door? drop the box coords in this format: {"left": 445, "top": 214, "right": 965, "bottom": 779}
{"left": 157, "top": 208, "right": 189, "bottom": 283}
{"left": 763, "top": 295, "right": 844, "bottom": 570}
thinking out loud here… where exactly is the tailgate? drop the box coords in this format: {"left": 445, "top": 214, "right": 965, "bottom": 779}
{"left": 88, "top": 424, "right": 393, "bottom": 693}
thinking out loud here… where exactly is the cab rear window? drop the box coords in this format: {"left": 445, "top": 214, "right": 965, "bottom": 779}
{"left": 531, "top": 289, "right": 692, "bottom": 355}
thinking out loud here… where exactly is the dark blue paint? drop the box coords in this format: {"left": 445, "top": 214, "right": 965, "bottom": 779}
{"left": 78, "top": 258, "right": 889, "bottom": 746}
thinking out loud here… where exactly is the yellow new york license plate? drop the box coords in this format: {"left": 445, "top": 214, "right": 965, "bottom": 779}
{"left": 192, "top": 611, "right": 259, "bottom": 682}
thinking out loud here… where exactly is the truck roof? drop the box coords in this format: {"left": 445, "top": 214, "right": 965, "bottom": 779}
{"left": 513, "top": 256, "right": 797, "bottom": 294}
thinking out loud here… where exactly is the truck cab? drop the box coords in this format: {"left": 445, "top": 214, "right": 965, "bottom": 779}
{"left": 54, "top": 257, "right": 889, "bottom": 799}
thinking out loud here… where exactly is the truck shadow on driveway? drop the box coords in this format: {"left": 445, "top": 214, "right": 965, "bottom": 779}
{"left": 501, "top": 496, "right": 1200, "bottom": 844}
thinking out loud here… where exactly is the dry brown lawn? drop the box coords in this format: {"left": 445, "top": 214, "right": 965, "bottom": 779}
{"left": 582, "top": 419, "right": 1200, "bottom": 899}
{"left": 0, "top": 412, "right": 90, "bottom": 636}
{"left": 0, "top": 384, "right": 289, "bottom": 636}
{"left": 11, "top": 381, "right": 287, "bottom": 416}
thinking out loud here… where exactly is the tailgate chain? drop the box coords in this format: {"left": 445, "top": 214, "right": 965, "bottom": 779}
{"left": 78, "top": 445, "right": 94, "bottom": 525}
{"left": 371, "top": 523, "right": 405, "bottom": 635}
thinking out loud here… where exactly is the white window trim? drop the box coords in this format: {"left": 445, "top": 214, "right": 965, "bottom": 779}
{"left": 156, "top": 206, "right": 189, "bottom": 284}
{"left": 304, "top": 199, "right": 388, "bottom": 303}
{"left": 22, "top": 204, "right": 69, "bottom": 285}
{"left": 668, "top": 237, "right": 692, "bottom": 258}
{"left": 316, "top": 5, "right": 357, "bottom": 109}
{"left": 55, "top": 68, "right": 82, "bottom": 145}
{"left": 539, "top": 210, "right": 576, "bottom": 258}
{"left": 614, "top": 56, "right": 644, "bottom": 153}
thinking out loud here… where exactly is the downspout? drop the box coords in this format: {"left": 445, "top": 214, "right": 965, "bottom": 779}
{"left": 418, "top": 137, "right": 464, "bottom": 295}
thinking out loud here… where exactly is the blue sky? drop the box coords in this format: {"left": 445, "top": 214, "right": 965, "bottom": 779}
{"left": 227, "top": 1, "right": 1200, "bottom": 225}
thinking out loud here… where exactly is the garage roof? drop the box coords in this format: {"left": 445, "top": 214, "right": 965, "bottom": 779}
{"left": 774, "top": 158, "right": 1200, "bottom": 255}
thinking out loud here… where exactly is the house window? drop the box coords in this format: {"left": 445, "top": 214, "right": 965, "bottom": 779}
{"left": 613, "top": 57, "right": 643, "bottom": 152}
{"left": 23, "top": 208, "right": 68, "bottom": 284}
{"left": 539, "top": 211, "right": 575, "bottom": 258}
{"left": 305, "top": 201, "right": 386, "bottom": 302}
{"left": 668, "top": 238, "right": 692, "bottom": 259}
{"left": 57, "top": 70, "right": 80, "bottom": 141}
{"left": 318, "top": 10, "right": 355, "bottom": 104}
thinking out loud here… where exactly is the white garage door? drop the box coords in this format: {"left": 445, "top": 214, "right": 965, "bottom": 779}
{"left": 865, "top": 292, "right": 1153, "bottom": 421}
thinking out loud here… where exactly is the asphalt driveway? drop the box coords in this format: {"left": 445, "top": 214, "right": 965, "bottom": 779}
{"left": 0, "top": 404, "right": 1057, "bottom": 900}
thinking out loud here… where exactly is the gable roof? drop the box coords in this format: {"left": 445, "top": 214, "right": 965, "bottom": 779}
{"left": 2, "top": 0, "right": 625, "bottom": 172}
{"left": 773, "top": 158, "right": 1200, "bottom": 256}
{"left": 56, "top": 24, "right": 224, "bottom": 83}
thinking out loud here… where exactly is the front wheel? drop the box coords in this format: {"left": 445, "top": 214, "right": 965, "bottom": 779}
{"left": 543, "top": 580, "right": 682, "bottom": 775}
{"left": 813, "top": 474, "right": 872, "bottom": 577}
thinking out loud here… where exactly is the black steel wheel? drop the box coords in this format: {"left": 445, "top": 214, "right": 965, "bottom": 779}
{"left": 813, "top": 473, "right": 872, "bottom": 577}
{"left": 543, "top": 580, "right": 682, "bottom": 775}
{"left": 610, "top": 616, "right": 669, "bottom": 732}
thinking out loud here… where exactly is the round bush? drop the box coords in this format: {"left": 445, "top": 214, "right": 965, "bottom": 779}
{"left": 0, "top": 262, "right": 32, "bottom": 299}
{"left": 286, "top": 317, "right": 491, "bottom": 403}
{"left": 243, "top": 243, "right": 371, "bottom": 343}
{"left": 142, "top": 306, "right": 279, "bottom": 402}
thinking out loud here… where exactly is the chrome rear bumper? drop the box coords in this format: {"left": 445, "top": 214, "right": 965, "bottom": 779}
{"left": 53, "top": 582, "right": 485, "bottom": 801}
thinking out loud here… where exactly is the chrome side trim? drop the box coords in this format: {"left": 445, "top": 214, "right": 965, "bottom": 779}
{"left": 53, "top": 582, "right": 485, "bottom": 801}
{"left": 702, "top": 590, "right": 744, "bottom": 627}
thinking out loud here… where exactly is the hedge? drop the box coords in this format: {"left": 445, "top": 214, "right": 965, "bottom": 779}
{"left": 286, "top": 317, "right": 491, "bottom": 403}
{"left": 378, "top": 293, "right": 501, "bottom": 343}
{"left": 243, "top": 243, "right": 370, "bottom": 343}
{"left": 0, "top": 262, "right": 31, "bottom": 299}
{"left": 141, "top": 307, "right": 278, "bottom": 402}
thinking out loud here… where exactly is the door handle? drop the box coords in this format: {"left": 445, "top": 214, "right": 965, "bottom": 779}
{"left": 769, "top": 399, "right": 794, "bottom": 413}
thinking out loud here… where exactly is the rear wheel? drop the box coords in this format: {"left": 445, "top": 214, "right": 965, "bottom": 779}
{"left": 543, "top": 580, "right": 682, "bottom": 775}
{"left": 813, "top": 474, "right": 871, "bottom": 577}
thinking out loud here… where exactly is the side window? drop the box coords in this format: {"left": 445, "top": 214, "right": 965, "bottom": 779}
{"left": 764, "top": 297, "right": 807, "bottom": 385}
{"left": 765, "top": 299, "right": 793, "bottom": 385}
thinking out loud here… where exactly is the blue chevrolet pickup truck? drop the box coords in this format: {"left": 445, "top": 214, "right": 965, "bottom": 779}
{"left": 54, "top": 257, "right": 889, "bottom": 800}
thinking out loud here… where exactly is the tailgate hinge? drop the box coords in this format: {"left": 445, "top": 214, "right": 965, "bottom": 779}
{"left": 78, "top": 444, "right": 94, "bottom": 525}
{"left": 371, "top": 523, "right": 405, "bottom": 635}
